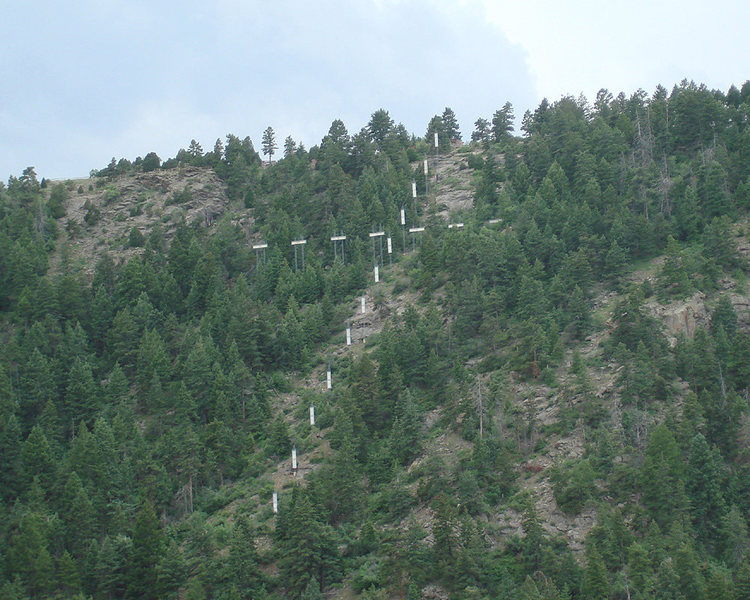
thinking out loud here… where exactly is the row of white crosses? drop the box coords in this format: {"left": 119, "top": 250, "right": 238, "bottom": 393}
{"left": 255, "top": 145, "right": 484, "bottom": 277}
{"left": 271, "top": 166, "right": 502, "bottom": 513}
{"left": 253, "top": 215, "right": 499, "bottom": 275}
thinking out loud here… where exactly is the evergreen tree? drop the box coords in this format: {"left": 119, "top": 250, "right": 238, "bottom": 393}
{"left": 262, "top": 127, "right": 277, "bottom": 162}
{"left": 640, "top": 424, "right": 688, "bottom": 528}
{"left": 18, "top": 348, "right": 55, "bottom": 426}
{"left": 674, "top": 541, "right": 705, "bottom": 600}
{"left": 492, "top": 102, "right": 515, "bottom": 143}
{"left": 8, "top": 512, "right": 55, "bottom": 598}
{"left": 705, "top": 566, "right": 734, "bottom": 600}
{"left": 300, "top": 577, "right": 324, "bottom": 600}
{"left": 126, "top": 501, "right": 164, "bottom": 600}
{"left": 63, "top": 356, "right": 99, "bottom": 432}
{"left": 60, "top": 471, "right": 96, "bottom": 558}
{"left": 135, "top": 328, "right": 170, "bottom": 403}
{"left": 57, "top": 550, "right": 82, "bottom": 596}
{"left": 96, "top": 535, "right": 132, "bottom": 600}
{"left": 686, "top": 433, "right": 726, "bottom": 545}
{"left": 626, "top": 542, "right": 654, "bottom": 599}
{"left": 442, "top": 107, "right": 461, "bottom": 141}
{"left": 472, "top": 118, "right": 490, "bottom": 144}
{"left": 431, "top": 493, "right": 459, "bottom": 570}
{"left": 278, "top": 491, "right": 340, "bottom": 596}
{"left": 368, "top": 109, "right": 394, "bottom": 146}
{"left": 582, "top": 545, "right": 608, "bottom": 600}
{"left": 0, "top": 415, "right": 23, "bottom": 497}
{"left": 389, "top": 389, "right": 423, "bottom": 466}
{"left": 109, "top": 308, "right": 140, "bottom": 373}
{"left": 20, "top": 425, "right": 57, "bottom": 492}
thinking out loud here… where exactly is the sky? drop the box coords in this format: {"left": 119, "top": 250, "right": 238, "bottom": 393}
{"left": 1, "top": 0, "right": 748, "bottom": 180}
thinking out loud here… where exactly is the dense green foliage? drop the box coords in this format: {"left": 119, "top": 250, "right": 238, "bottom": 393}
{"left": 2, "top": 80, "right": 750, "bottom": 599}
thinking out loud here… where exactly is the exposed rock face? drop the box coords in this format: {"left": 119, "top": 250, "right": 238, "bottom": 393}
{"left": 421, "top": 584, "right": 450, "bottom": 600}
{"left": 646, "top": 289, "right": 750, "bottom": 343}
{"left": 54, "top": 167, "right": 229, "bottom": 276}
{"left": 730, "top": 292, "right": 750, "bottom": 326}
{"left": 429, "top": 152, "right": 477, "bottom": 219}
{"left": 646, "top": 292, "right": 709, "bottom": 342}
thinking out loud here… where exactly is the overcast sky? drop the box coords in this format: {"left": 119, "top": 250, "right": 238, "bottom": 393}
{"left": 1, "top": 0, "right": 748, "bottom": 180}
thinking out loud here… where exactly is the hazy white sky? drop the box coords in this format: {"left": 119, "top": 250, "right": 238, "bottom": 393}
{"left": 1, "top": 0, "right": 747, "bottom": 179}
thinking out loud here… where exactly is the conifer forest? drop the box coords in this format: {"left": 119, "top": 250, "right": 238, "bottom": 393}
{"left": 2, "top": 80, "right": 750, "bottom": 600}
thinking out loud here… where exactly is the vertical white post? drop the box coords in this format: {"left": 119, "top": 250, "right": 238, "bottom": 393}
{"left": 292, "top": 447, "right": 297, "bottom": 471}
{"left": 387, "top": 237, "right": 392, "bottom": 255}
{"left": 374, "top": 265, "right": 379, "bottom": 282}
{"left": 361, "top": 296, "right": 366, "bottom": 313}
{"left": 346, "top": 325, "right": 351, "bottom": 346}
{"left": 412, "top": 181, "right": 417, "bottom": 198}
{"left": 400, "top": 208, "right": 406, "bottom": 226}
{"left": 424, "top": 158, "right": 428, "bottom": 175}
{"left": 309, "top": 405, "right": 315, "bottom": 426}
{"left": 434, "top": 132, "right": 439, "bottom": 148}
{"left": 272, "top": 490, "right": 278, "bottom": 514}
{"left": 326, "top": 368, "right": 332, "bottom": 390}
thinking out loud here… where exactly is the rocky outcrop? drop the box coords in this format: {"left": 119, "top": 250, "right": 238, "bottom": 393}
{"left": 647, "top": 292, "right": 709, "bottom": 341}
{"left": 55, "top": 167, "right": 229, "bottom": 276}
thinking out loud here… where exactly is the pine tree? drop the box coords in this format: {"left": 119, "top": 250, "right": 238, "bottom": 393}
{"left": 20, "top": 425, "right": 57, "bottom": 491}
{"left": 520, "top": 501, "right": 545, "bottom": 575}
{"left": 711, "top": 295, "right": 738, "bottom": 338}
{"left": 9, "top": 512, "right": 55, "bottom": 597}
{"left": 300, "top": 577, "right": 324, "bottom": 600}
{"left": 368, "top": 109, "right": 394, "bottom": 146}
{"left": 104, "top": 362, "right": 130, "bottom": 408}
{"left": 185, "top": 577, "right": 207, "bottom": 600}
{"left": 431, "top": 493, "right": 458, "bottom": 569}
{"left": 188, "top": 138, "right": 203, "bottom": 159}
{"left": 109, "top": 308, "right": 140, "bottom": 373}
{"left": 654, "top": 557, "right": 681, "bottom": 600}
{"left": 18, "top": 348, "right": 55, "bottom": 426}
{"left": 314, "top": 431, "right": 363, "bottom": 524}
{"left": 278, "top": 491, "right": 340, "bottom": 596}
{"left": 226, "top": 517, "right": 262, "bottom": 598}
{"left": 705, "top": 566, "right": 734, "bottom": 600}
{"left": 687, "top": 433, "right": 726, "bottom": 545}
{"left": 135, "top": 328, "right": 170, "bottom": 404}
{"left": 626, "top": 541, "right": 653, "bottom": 598}
{"left": 640, "top": 424, "right": 688, "bottom": 528}
{"left": 182, "top": 336, "right": 216, "bottom": 421}
{"left": 701, "top": 161, "right": 731, "bottom": 219}
{"left": 581, "top": 545, "right": 608, "bottom": 600}
{"left": 492, "top": 102, "right": 515, "bottom": 143}
{"left": 442, "top": 107, "right": 461, "bottom": 141}
{"left": 0, "top": 578, "right": 27, "bottom": 600}
{"left": 60, "top": 470, "right": 97, "bottom": 557}
{"left": 674, "top": 541, "right": 706, "bottom": 600}
{"left": 96, "top": 535, "right": 132, "bottom": 600}
{"left": 389, "top": 389, "right": 423, "bottom": 466}
{"left": 126, "top": 501, "right": 164, "bottom": 600}
{"left": 64, "top": 356, "right": 99, "bottom": 432}
{"left": 262, "top": 127, "right": 277, "bottom": 162}
{"left": 519, "top": 575, "right": 542, "bottom": 600}
{"left": 472, "top": 118, "right": 490, "bottom": 144}
{"left": 0, "top": 414, "right": 23, "bottom": 497}
{"left": 57, "top": 550, "right": 82, "bottom": 596}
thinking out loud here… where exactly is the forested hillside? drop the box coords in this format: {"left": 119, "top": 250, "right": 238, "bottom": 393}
{"left": 2, "top": 80, "right": 750, "bottom": 600}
